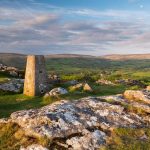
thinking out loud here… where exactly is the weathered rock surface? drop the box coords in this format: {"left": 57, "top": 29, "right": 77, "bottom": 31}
{"left": 124, "top": 90, "right": 150, "bottom": 104}
{"left": 146, "top": 85, "right": 150, "bottom": 91}
{"left": 48, "top": 74, "right": 60, "bottom": 84}
{"left": 66, "top": 80, "right": 78, "bottom": 86}
{"left": 69, "top": 83, "right": 83, "bottom": 91}
{"left": 1, "top": 92, "right": 149, "bottom": 150}
{"left": 116, "top": 79, "right": 145, "bottom": 87}
{"left": 66, "top": 130, "right": 106, "bottom": 150}
{"left": 83, "top": 83, "right": 93, "bottom": 92}
{"left": 101, "top": 94, "right": 150, "bottom": 113}
{"left": 96, "top": 79, "right": 115, "bottom": 85}
{"left": 0, "top": 63, "right": 23, "bottom": 77}
{"left": 20, "top": 144, "right": 49, "bottom": 150}
{"left": 0, "top": 79, "right": 24, "bottom": 93}
{"left": 69, "top": 83, "right": 93, "bottom": 92}
{"left": 46, "top": 87, "right": 68, "bottom": 96}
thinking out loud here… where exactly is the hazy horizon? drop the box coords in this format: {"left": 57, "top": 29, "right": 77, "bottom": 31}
{"left": 0, "top": 0, "right": 150, "bottom": 55}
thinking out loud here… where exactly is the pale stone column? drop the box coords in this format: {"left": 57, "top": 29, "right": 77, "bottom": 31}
{"left": 24, "top": 55, "right": 49, "bottom": 96}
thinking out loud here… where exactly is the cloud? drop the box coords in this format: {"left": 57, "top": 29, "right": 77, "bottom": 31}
{"left": 0, "top": 1, "right": 150, "bottom": 55}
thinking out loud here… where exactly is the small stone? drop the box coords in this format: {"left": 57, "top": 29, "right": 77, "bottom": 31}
{"left": 43, "top": 93, "right": 50, "bottom": 98}
{"left": 146, "top": 85, "right": 150, "bottom": 91}
{"left": 96, "top": 79, "right": 115, "bottom": 85}
{"left": 69, "top": 83, "right": 83, "bottom": 91}
{"left": 49, "top": 87, "right": 68, "bottom": 96}
{"left": 0, "top": 79, "right": 24, "bottom": 93}
{"left": 66, "top": 80, "right": 78, "bottom": 85}
{"left": 83, "top": 83, "right": 93, "bottom": 92}
{"left": 123, "top": 90, "right": 150, "bottom": 104}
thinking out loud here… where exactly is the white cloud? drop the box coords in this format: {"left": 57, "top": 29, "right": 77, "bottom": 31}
{"left": 0, "top": 2, "right": 150, "bottom": 55}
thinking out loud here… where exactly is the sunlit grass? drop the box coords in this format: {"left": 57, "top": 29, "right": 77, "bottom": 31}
{"left": 103, "top": 128, "right": 150, "bottom": 150}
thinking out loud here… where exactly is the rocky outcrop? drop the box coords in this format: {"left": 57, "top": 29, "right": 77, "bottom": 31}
{"left": 124, "top": 90, "right": 150, "bottom": 104}
{"left": 96, "top": 79, "right": 115, "bottom": 85}
{"left": 101, "top": 94, "right": 150, "bottom": 113}
{"left": 0, "top": 63, "right": 23, "bottom": 78}
{"left": 45, "top": 87, "right": 68, "bottom": 97}
{"left": 0, "top": 79, "right": 24, "bottom": 93}
{"left": 66, "top": 80, "right": 78, "bottom": 86}
{"left": 0, "top": 92, "right": 149, "bottom": 150}
{"left": 146, "top": 85, "right": 150, "bottom": 91}
{"left": 69, "top": 83, "right": 93, "bottom": 92}
{"left": 69, "top": 83, "right": 83, "bottom": 91}
{"left": 20, "top": 144, "right": 49, "bottom": 150}
{"left": 83, "top": 83, "right": 93, "bottom": 92}
{"left": 48, "top": 74, "right": 60, "bottom": 84}
{"left": 116, "top": 79, "right": 145, "bottom": 87}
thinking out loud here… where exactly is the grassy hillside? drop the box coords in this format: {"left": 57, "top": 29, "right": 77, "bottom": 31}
{"left": 102, "top": 53, "right": 150, "bottom": 60}
{"left": 45, "top": 57, "right": 150, "bottom": 72}
{"left": 0, "top": 53, "right": 150, "bottom": 73}
{"left": 0, "top": 53, "right": 26, "bottom": 69}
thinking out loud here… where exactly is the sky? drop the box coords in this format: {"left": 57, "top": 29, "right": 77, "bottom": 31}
{"left": 0, "top": 0, "right": 150, "bottom": 55}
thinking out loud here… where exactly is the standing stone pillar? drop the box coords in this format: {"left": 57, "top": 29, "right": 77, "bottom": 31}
{"left": 24, "top": 55, "right": 49, "bottom": 96}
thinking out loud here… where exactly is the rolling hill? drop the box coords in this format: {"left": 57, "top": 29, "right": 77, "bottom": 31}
{"left": 102, "top": 54, "right": 150, "bottom": 60}
{"left": 0, "top": 53, "right": 150, "bottom": 73}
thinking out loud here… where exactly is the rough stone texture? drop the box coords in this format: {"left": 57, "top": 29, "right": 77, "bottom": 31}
{"left": 66, "top": 80, "right": 78, "bottom": 86}
{"left": 131, "top": 102, "right": 150, "bottom": 113}
{"left": 69, "top": 83, "right": 83, "bottom": 91}
{"left": 24, "top": 55, "right": 50, "bottom": 96}
{"left": 101, "top": 94, "right": 150, "bottom": 113}
{"left": 83, "top": 83, "right": 93, "bottom": 92}
{"left": 0, "top": 63, "right": 22, "bottom": 77}
{"left": 0, "top": 95, "right": 148, "bottom": 150}
{"left": 48, "top": 74, "right": 60, "bottom": 84}
{"left": 0, "top": 79, "right": 24, "bottom": 93}
{"left": 124, "top": 90, "right": 150, "bottom": 104}
{"left": 20, "top": 144, "right": 48, "bottom": 150}
{"left": 96, "top": 79, "right": 115, "bottom": 85}
{"left": 116, "top": 79, "right": 145, "bottom": 87}
{"left": 66, "top": 130, "right": 106, "bottom": 150}
{"left": 146, "top": 85, "right": 150, "bottom": 91}
{"left": 1, "top": 90, "right": 150, "bottom": 150}
{"left": 46, "top": 87, "right": 68, "bottom": 96}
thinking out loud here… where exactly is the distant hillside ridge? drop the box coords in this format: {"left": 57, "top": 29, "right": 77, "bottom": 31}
{"left": 0, "top": 53, "right": 95, "bottom": 69}
{"left": 0, "top": 53, "right": 150, "bottom": 70}
{"left": 0, "top": 53, "right": 26, "bottom": 69}
{"left": 45, "top": 54, "right": 95, "bottom": 58}
{"left": 102, "top": 54, "right": 150, "bottom": 60}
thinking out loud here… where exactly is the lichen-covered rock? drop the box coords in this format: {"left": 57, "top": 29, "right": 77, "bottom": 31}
{"left": 69, "top": 83, "right": 83, "bottom": 91}
{"left": 66, "top": 80, "right": 78, "bottom": 85}
{"left": 131, "top": 102, "right": 150, "bottom": 113}
{"left": 96, "top": 79, "right": 115, "bottom": 85}
{"left": 146, "top": 85, "right": 150, "bottom": 91}
{"left": 48, "top": 87, "right": 68, "bottom": 96}
{"left": 101, "top": 94, "right": 150, "bottom": 113}
{"left": 1, "top": 92, "right": 150, "bottom": 150}
{"left": 0, "top": 79, "right": 24, "bottom": 93}
{"left": 66, "top": 130, "right": 106, "bottom": 150}
{"left": 0, "top": 63, "right": 21, "bottom": 77}
{"left": 20, "top": 144, "right": 49, "bottom": 150}
{"left": 83, "top": 83, "right": 93, "bottom": 92}
{"left": 123, "top": 90, "right": 150, "bottom": 104}
{"left": 5, "top": 96, "right": 149, "bottom": 149}
{"left": 116, "top": 79, "right": 145, "bottom": 87}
